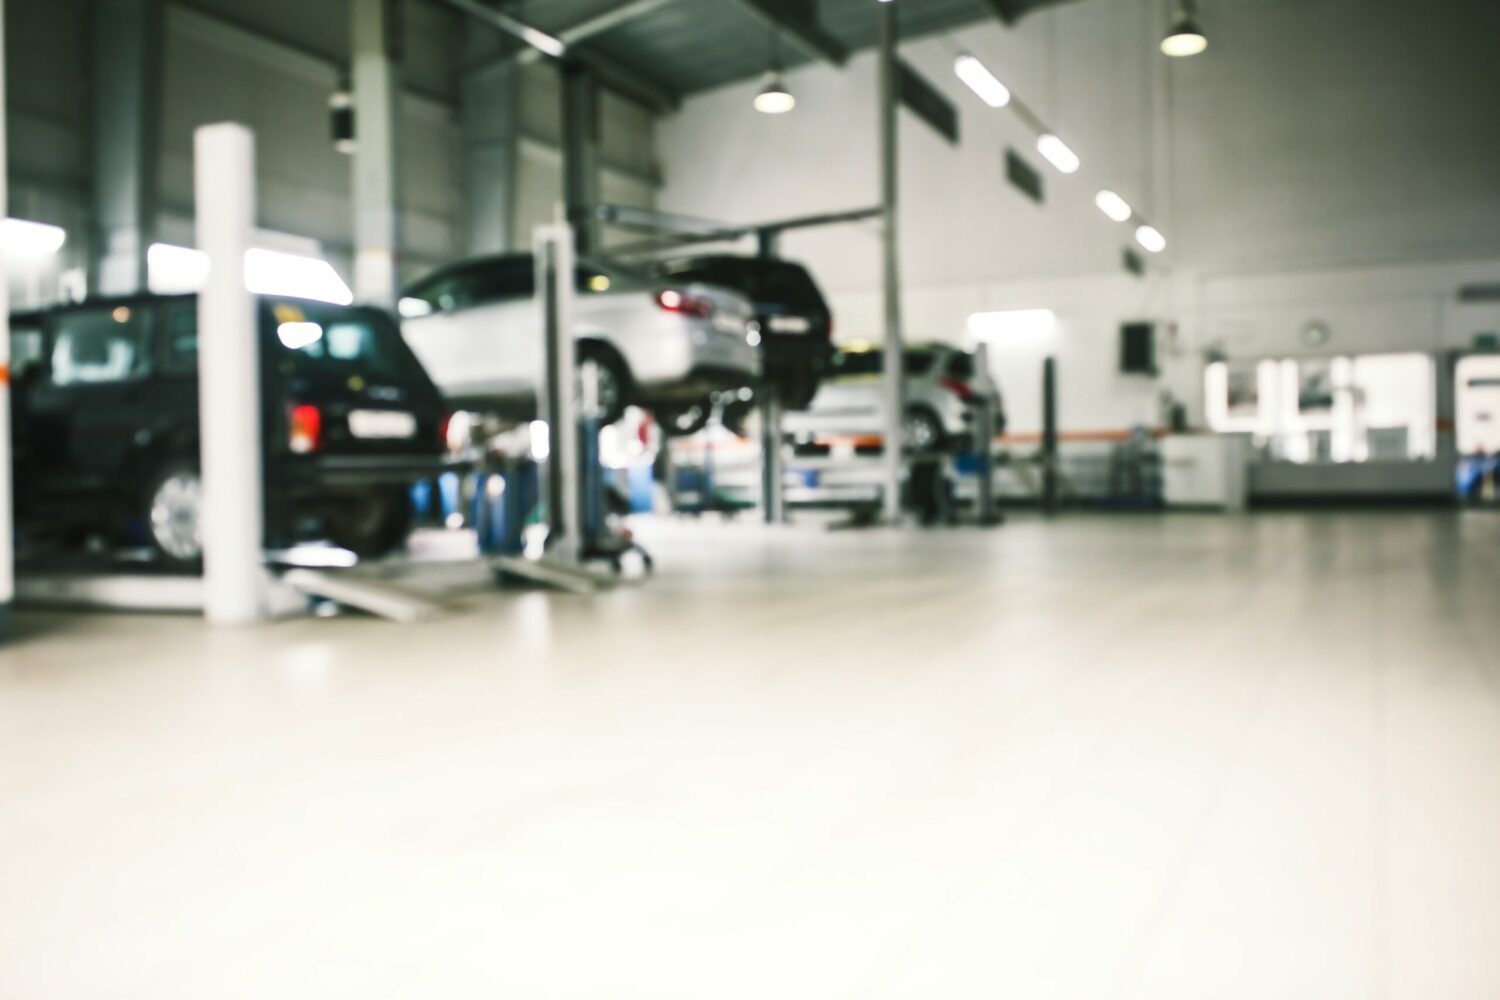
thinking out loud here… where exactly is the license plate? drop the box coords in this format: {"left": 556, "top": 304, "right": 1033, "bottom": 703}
{"left": 348, "top": 409, "right": 417, "bottom": 439}
{"left": 768, "top": 315, "right": 812, "bottom": 334}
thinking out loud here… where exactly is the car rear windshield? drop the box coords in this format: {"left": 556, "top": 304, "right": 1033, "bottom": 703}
{"left": 402, "top": 255, "right": 647, "bottom": 314}
{"left": 831, "top": 349, "right": 939, "bottom": 377}
{"left": 264, "top": 302, "right": 409, "bottom": 380}
{"left": 656, "top": 258, "right": 826, "bottom": 313}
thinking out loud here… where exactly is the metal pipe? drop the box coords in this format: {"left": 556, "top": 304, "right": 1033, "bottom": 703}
{"left": 878, "top": 1, "right": 905, "bottom": 524}
{"left": 974, "top": 342, "right": 998, "bottom": 525}
{"left": 534, "top": 222, "right": 582, "bottom": 557}
{"left": 601, "top": 205, "right": 882, "bottom": 258}
{"left": 759, "top": 393, "right": 786, "bottom": 525}
{"left": 1042, "top": 355, "right": 1059, "bottom": 514}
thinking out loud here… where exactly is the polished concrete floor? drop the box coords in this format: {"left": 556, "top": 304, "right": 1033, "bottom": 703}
{"left": 2, "top": 511, "right": 1498, "bottom": 999}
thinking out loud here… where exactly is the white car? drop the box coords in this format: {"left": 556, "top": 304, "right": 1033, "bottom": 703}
{"left": 398, "top": 253, "right": 759, "bottom": 432}
{"left": 782, "top": 343, "right": 1005, "bottom": 452}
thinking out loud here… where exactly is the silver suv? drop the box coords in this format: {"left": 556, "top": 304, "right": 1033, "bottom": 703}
{"left": 782, "top": 343, "right": 1004, "bottom": 451}
{"left": 399, "top": 254, "right": 759, "bottom": 433}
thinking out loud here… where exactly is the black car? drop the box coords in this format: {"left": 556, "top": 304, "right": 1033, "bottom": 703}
{"left": 9, "top": 294, "right": 447, "bottom": 564}
{"left": 653, "top": 255, "right": 834, "bottom": 411}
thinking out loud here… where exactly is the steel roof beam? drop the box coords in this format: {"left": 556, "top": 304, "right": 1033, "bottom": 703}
{"left": 438, "top": 0, "right": 680, "bottom": 112}
{"left": 731, "top": 0, "right": 848, "bottom": 67}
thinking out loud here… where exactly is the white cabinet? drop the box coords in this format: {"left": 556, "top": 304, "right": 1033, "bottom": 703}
{"left": 1161, "top": 434, "right": 1250, "bottom": 510}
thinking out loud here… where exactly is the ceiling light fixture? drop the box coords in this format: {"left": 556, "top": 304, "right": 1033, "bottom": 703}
{"left": 954, "top": 54, "right": 1011, "bottom": 108}
{"left": 1095, "top": 190, "right": 1133, "bottom": 222}
{"left": 1135, "top": 224, "right": 1167, "bottom": 253}
{"left": 1161, "top": 1, "right": 1208, "bottom": 57}
{"left": 1036, "top": 133, "right": 1080, "bottom": 174}
{"left": 754, "top": 74, "right": 796, "bottom": 114}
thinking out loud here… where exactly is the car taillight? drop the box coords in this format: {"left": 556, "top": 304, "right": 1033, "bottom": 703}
{"left": 940, "top": 376, "right": 975, "bottom": 403}
{"left": 439, "top": 412, "right": 453, "bottom": 450}
{"left": 288, "top": 403, "right": 322, "bottom": 454}
{"left": 656, "top": 288, "right": 714, "bottom": 318}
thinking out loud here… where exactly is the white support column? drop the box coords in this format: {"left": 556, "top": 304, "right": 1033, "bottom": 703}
{"left": 0, "top": 0, "right": 13, "bottom": 640}
{"left": 195, "top": 124, "right": 266, "bottom": 626}
{"left": 352, "top": 0, "right": 400, "bottom": 306}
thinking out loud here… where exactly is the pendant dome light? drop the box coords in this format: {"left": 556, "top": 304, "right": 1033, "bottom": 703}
{"left": 1162, "top": 0, "right": 1208, "bottom": 57}
{"left": 754, "top": 74, "right": 796, "bottom": 114}
{"left": 754, "top": 34, "right": 795, "bottom": 114}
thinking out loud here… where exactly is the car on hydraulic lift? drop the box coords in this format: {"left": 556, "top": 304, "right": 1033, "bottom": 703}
{"left": 8, "top": 294, "right": 449, "bottom": 565}
{"left": 781, "top": 342, "right": 1005, "bottom": 453}
{"left": 396, "top": 253, "right": 760, "bottom": 435}
{"left": 648, "top": 254, "right": 835, "bottom": 435}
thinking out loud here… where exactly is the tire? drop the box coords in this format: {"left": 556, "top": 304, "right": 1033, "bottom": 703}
{"left": 720, "top": 397, "right": 755, "bottom": 438}
{"left": 658, "top": 399, "right": 712, "bottom": 438}
{"left": 777, "top": 373, "right": 820, "bottom": 412}
{"left": 143, "top": 460, "right": 205, "bottom": 567}
{"left": 903, "top": 407, "right": 947, "bottom": 454}
{"left": 576, "top": 342, "right": 632, "bottom": 426}
{"left": 327, "top": 488, "right": 414, "bottom": 560}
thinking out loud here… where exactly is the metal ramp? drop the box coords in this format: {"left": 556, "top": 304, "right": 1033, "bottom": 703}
{"left": 489, "top": 554, "right": 619, "bottom": 595}
{"left": 278, "top": 567, "right": 457, "bottom": 624}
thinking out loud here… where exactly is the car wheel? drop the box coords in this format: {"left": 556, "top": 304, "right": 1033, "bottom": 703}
{"left": 778, "top": 374, "right": 820, "bottom": 412}
{"left": 720, "top": 397, "right": 755, "bottom": 438}
{"left": 327, "top": 488, "right": 414, "bottom": 561}
{"left": 903, "top": 407, "right": 946, "bottom": 454}
{"left": 577, "top": 343, "right": 632, "bottom": 426}
{"left": 145, "top": 461, "right": 205, "bottom": 566}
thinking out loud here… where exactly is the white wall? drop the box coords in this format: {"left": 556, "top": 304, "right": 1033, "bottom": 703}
{"left": 655, "top": 0, "right": 1500, "bottom": 434}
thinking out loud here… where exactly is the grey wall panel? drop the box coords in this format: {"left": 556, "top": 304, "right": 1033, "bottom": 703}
{"left": 157, "top": 5, "right": 462, "bottom": 286}
{"left": 6, "top": 0, "right": 92, "bottom": 302}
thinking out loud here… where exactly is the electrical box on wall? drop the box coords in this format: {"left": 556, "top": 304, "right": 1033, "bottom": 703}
{"left": 1121, "top": 322, "right": 1157, "bottom": 375}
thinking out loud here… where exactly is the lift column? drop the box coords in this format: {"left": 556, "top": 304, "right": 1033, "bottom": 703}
{"left": 0, "top": 0, "right": 12, "bottom": 640}
{"left": 351, "top": 0, "right": 400, "bottom": 306}
{"left": 757, "top": 228, "right": 786, "bottom": 525}
{"left": 561, "top": 63, "right": 601, "bottom": 258}
{"left": 877, "top": 0, "right": 906, "bottom": 523}
{"left": 534, "top": 221, "right": 583, "bottom": 559}
{"left": 1042, "top": 355, "right": 1059, "bottom": 514}
{"left": 195, "top": 123, "right": 266, "bottom": 625}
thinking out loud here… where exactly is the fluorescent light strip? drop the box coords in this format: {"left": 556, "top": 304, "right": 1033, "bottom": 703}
{"left": 1095, "top": 190, "right": 1132, "bottom": 223}
{"left": 1036, "top": 133, "right": 1080, "bottom": 174}
{"left": 1135, "top": 224, "right": 1167, "bottom": 253}
{"left": 954, "top": 54, "right": 1011, "bottom": 108}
